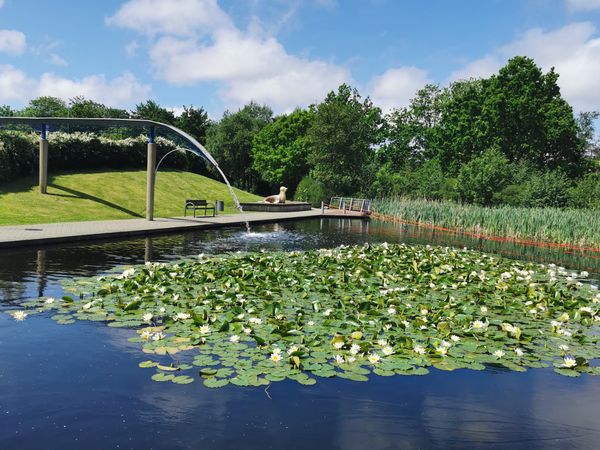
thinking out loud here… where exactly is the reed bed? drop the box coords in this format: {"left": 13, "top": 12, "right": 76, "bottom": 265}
{"left": 372, "top": 197, "right": 600, "bottom": 249}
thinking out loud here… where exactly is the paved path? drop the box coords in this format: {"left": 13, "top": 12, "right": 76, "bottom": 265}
{"left": 0, "top": 210, "right": 336, "bottom": 248}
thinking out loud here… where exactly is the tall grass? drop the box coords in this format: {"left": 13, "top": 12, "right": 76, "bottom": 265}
{"left": 373, "top": 197, "right": 600, "bottom": 248}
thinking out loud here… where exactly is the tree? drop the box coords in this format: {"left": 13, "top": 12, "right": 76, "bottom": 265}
{"left": 481, "top": 56, "right": 584, "bottom": 177}
{"left": 68, "top": 96, "right": 129, "bottom": 118}
{"left": 306, "top": 84, "right": 383, "bottom": 195}
{"left": 0, "top": 105, "right": 15, "bottom": 116}
{"left": 205, "top": 102, "right": 273, "bottom": 192}
{"left": 20, "top": 96, "right": 69, "bottom": 117}
{"left": 175, "top": 105, "right": 212, "bottom": 144}
{"left": 132, "top": 100, "right": 176, "bottom": 124}
{"left": 576, "top": 111, "right": 600, "bottom": 164}
{"left": 383, "top": 84, "right": 446, "bottom": 168}
{"left": 457, "top": 147, "right": 511, "bottom": 205}
{"left": 251, "top": 108, "right": 313, "bottom": 193}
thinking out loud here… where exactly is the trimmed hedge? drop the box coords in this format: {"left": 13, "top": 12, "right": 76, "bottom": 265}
{"left": 0, "top": 131, "right": 210, "bottom": 184}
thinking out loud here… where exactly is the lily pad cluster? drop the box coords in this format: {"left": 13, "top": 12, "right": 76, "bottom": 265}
{"left": 13, "top": 243, "right": 600, "bottom": 387}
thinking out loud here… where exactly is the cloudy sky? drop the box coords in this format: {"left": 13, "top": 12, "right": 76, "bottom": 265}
{"left": 1, "top": 0, "right": 600, "bottom": 117}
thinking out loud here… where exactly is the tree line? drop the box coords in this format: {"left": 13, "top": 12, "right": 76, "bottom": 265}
{"left": 2, "top": 56, "right": 599, "bottom": 208}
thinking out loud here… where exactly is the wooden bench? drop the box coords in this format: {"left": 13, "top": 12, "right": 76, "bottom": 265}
{"left": 184, "top": 199, "right": 215, "bottom": 217}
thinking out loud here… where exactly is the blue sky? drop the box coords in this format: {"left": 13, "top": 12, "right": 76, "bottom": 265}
{"left": 1, "top": 0, "right": 600, "bottom": 117}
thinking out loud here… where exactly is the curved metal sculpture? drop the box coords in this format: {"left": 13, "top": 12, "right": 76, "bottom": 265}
{"left": 0, "top": 117, "right": 244, "bottom": 221}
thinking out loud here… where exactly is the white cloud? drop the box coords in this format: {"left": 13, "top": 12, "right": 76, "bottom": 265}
{"left": 0, "top": 65, "right": 150, "bottom": 107}
{"left": 566, "top": 0, "right": 600, "bottom": 11}
{"left": 110, "top": 0, "right": 351, "bottom": 112}
{"left": 0, "top": 64, "right": 35, "bottom": 103}
{"left": 125, "top": 40, "right": 139, "bottom": 57}
{"left": 450, "top": 22, "right": 600, "bottom": 111}
{"left": 0, "top": 30, "right": 26, "bottom": 56}
{"left": 0, "top": 0, "right": 4, "bottom": 8}
{"left": 368, "top": 66, "right": 431, "bottom": 113}
{"left": 107, "top": 0, "right": 232, "bottom": 36}
{"left": 49, "top": 53, "right": 68, "bottom": 67}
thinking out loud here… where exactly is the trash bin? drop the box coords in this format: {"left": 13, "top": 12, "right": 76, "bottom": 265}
{"left": 216, "top": 200, "right": 224, "bottom": 213}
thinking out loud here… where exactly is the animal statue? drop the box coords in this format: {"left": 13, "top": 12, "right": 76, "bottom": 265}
{"left": 264, "top": 186, "right": 287, "bottom": 204}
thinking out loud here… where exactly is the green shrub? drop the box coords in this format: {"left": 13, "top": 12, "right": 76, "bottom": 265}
{"left": 569, "top": 173, "right": 600, "bottom": 209}
{"left": 521, "top": 170, "right": 572, "bottom": 208}
{"left": 0, "top": 131, "right": 209, "bottom": 184}
{"left": 294, "top": 175, "right": 327, "bottom": 207}
{"left": 457, "top": 147, "right": 511, "bottom": 206}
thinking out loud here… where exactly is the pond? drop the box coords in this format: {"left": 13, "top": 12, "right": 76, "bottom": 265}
{"left": 1, "top": 218, "right": 599, "bottom": 449}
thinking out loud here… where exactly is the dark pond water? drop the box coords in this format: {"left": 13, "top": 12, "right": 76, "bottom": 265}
{"left": 1, "top": 218, "right": 599, "bottom": 450}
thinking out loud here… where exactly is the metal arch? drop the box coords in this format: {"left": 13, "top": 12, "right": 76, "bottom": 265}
{"left": 0, "top": 117, "right": 219, "bottom": 168}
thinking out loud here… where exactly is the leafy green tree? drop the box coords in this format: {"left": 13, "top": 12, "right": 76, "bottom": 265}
{"left": 569, "top": 173, "right": 600, "bottom": 208}
{"left": 132, "top": 100, "right": 176, "bottom": 124}
{"left": 205, "top": 102, "right": 273, "bottom": 192}
{"left": 252, "top": 108, "right": 313, "bottom": 193}
{"left": 20, "top": 96, "right": 69, "bottom": 117}
{"left": 175, "top": 105, "right": 212, "bottom": 144}
{"left": 68, "top": 96, "right": 129, "bottom": 118}
{"left": 0, "top": 105, "right": 15, "bottom": 116}
{"left": 520, "top": 170, "right": 572, "bottom": 208}
{"left": 481, "top": 56, "right": 583, "bottom": 176}
{"left": 306, "top": 84, "right": 383, "bottom": 195}
{"left": 457, "top": 147, "right": 511, "bottom": 205}
{"left": 576, "top": 111, "right": 599, "bottom": 165}
{"left": 384, "top": 84, "right": 446, "bottom": 168}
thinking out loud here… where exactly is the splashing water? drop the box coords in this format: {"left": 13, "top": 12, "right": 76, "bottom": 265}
{"left": 212, "top": 164, "right": 251, "bottom": 232}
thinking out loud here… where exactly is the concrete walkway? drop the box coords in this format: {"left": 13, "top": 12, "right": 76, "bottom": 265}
{"left": 0, "top": 210, "right": 333, "bottom": 249}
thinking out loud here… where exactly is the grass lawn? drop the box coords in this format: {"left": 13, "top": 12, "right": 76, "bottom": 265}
{"left": 0, "top": 170, "right": 261, "bottom": 225}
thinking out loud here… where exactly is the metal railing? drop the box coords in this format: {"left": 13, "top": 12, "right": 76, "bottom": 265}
{"left": 327, "top": 197, "right": 372, "bottom": 214}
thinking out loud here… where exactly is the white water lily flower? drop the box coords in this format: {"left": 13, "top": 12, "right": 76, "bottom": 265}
{"left": 368, "top": 353, "right": 381, "bottom": 365}
{"left": 142, "top": 313, "right": 153, "bottom": 322}
{"left": 229, "top": 335, "right": 240, "bottom": 343}
{"left": 159, "top": 307, "right": 166, "bottom": 314}
{"left": 561, "top": 356, "right": 577, "bottom": 368}
{"left": 323, "top": 309, "right": 332, "bottom": 316}
{"left": 382, "top": 345, "right": 394, "bottom": 356}
{"left": 387, "top": 307, "right": 397, "bottom": 315}
{"left": 514, "top": 348, "right": 524, "bottom": 357}
{"left": 402, "top": 320, "right": 411, "bottom": 328}
{"left": 550, "top": 320, "right": 561, "bottom": 328}
{"left": 121, "top": 268, "right": 135, "bottom": 278}
{"left": 270, "top": 352, "right": 282, "bottom": 362}
{"left": 151, "top": 331, "right": 165, "bottom": 341}
{"left": 199, "top": 325, "right": 211, "bottom": 335}
{"left": 450, "top": 335, "right": 461, "bottom": 342}
{"left": 377, "top": 339, "right": 388, "bottom": 347}
{"left": 557, "top": 312, "right": 570, "bottom": 322}
{"left": 580, "top": 271, "right": 589, "bottom": 278}
{"left": 176, "top": 312, "right": 191, "bottom": 320}
{"left": 10, "top": 310, "right": 28, "bottom": 321}
{"left": 333, "top": 341, "right": 344, "bottom": 349}
{"left": 272, "top": 347, "right": 282, "bottom": 355}
{"left": 307, "top": 321, "right": 315, "bottom": 326}
{"left": 287, "top": 345, "right": 299, "bottom": 355}
{"left": 44, "top": 297, "right": 55, "bottom": 304}
{"left": 334, "top": 354, "right": 344, "bottom": 364}
{"left": 236, "top": 313, "right": 245, "bottom": 320}
{"left": 579, "top": 307, "right": 593, "bottom": 315}
{"left": 436, "top": 346, "right": 448, "bottom": 356}
{"left": 82, "top": 302, "right": 93, "bottom": 310}
{"left": 350, "top": 344, "right": 361, "bottom": 355}
{"left": 493, "top": 350, "right": 505, "bottom": 358}
{"left": 249, "top": 317, "right": 262, "bottom": 324}
{"left": 141, "top": 329, "right": 152, "bottom": 340}
{"left": 440, "top": 340, "right": 452, "bottom": 348}
{"left": 384, "top": 323, "right": 393, "bottom": 330}
{"left": 480, "top": 306, "right": 488, "bottom": 313}
{"left": 243, "top": 327, "right": 252, "bottom": 334}
{"left": 470, "top": 320, "right": 488, "bottom": 331}
{"left": 501, "top": 272, "right": 512, "bottom": 280}
{"left": 420, "top": 308, "right": 428, "bottom": 315}
{"left": 559, "top": 344, "right": 570, "bottom": 352}
{"left": 347, "top": 356, "right": 356, "bottom": 363}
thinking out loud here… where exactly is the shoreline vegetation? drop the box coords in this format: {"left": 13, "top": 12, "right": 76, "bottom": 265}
{"left": 372, "top": 198, "right": 600, "bottom": 250}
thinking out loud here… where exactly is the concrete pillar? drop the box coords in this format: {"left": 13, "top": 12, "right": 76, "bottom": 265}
{"left": 39, "top": 124, "right": 48, "bottom": 194}
{"left": 146, "top": 126, "right": 156, "bottom": 221}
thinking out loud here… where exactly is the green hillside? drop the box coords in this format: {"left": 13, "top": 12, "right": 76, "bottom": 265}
{"left": 0, "top": 170, "right": 261, "bottom": 225}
